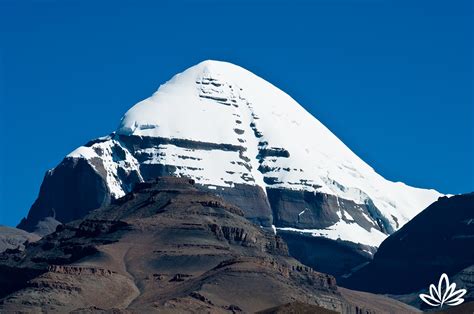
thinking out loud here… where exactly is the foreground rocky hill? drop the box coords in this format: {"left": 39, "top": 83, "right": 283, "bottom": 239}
{"left": 1, "top": 177, "right": 417, "bottom": 313}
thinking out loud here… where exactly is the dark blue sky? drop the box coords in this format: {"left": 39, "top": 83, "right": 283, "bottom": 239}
{"left": 0, "top": 0, "right": 472, "bottom": 227}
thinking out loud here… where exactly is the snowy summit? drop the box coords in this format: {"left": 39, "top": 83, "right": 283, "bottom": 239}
{"left": 27, "top": 60, "right": 442, "bottom": 253}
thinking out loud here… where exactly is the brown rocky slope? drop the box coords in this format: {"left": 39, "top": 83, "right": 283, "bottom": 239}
{"left": 0, "top": 177, "right": 417, "bottom": 313}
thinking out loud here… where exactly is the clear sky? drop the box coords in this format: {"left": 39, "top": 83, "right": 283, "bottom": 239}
{"left": 0, "top": 0, "right": 472, "bottom": 227}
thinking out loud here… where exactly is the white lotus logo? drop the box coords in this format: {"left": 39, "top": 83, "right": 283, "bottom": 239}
{"left": 419, "top": 273, "right": 467, "bottom": 307}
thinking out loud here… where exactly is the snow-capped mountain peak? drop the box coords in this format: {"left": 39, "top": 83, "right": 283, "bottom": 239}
{"left": 115, "top": 60, "right": 440, "bottom": 234}
{"left": 22, "top": 60, "right": 442, "bottom": 255}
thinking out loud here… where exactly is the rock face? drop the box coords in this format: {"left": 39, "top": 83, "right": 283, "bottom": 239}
{"left": 18, "top": 60, "right": 441, "bottom": 276}
{"left": 0, "top": 178, "right": 417, "bottom": 313}
{"left": 278, "top": 232, "right": 373, "bottom": 278}
{"left": 341, "top": 193, "right": 474, "bottom": 306}
{"left": 17, "top": 157, "right": 110, "bottom": 232}
{"left": 0, "top": 226, "right": 40, "bottom": 253}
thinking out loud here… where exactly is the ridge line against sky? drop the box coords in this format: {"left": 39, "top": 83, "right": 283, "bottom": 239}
{"left": 0, "top": 0, "right": 472, "bottom": 227}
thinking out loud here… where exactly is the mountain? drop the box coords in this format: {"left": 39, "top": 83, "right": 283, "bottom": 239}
{"left": 0, "top": 177, "right": 419, "bottom": 313}
{"left": 0, "top": 226, "right": 40, "bottom": 253}
{"left": 341, "top": 193, "right": 474, "bottom": 309}
{"left": 17, "top": 60, "right": 441, "bottom": 275}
